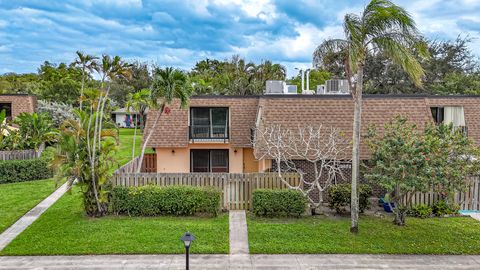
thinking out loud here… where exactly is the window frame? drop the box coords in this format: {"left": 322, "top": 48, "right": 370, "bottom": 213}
{"left": 190, "top": 149, "right": 229, "bottom": 173}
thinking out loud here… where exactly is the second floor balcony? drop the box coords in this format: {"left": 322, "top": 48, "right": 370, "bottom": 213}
{"left": 189, "top": 107, "right": 229, "bottom": 143}
{"left": 189, "top": 124, "right": 230, "bottom": 142}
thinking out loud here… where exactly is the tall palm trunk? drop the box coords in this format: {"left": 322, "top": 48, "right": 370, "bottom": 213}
{"left": 350, "top": 64, "right": 364, "bottom": 234}
{"left": 79, "top": 66, "right": 85, "bottom": 110}
{"left": 137, "top": 104, "right": 164, "bottom": 173}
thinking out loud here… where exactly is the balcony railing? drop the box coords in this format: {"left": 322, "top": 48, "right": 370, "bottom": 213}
{"left": 453, "top": 125, "right": 468, "bottom": 136}
{"left": 189, "top": 125, "right": 229, "bottom": 142}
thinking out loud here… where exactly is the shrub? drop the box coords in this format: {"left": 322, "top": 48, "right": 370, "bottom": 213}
{"left": 0, "top": 157, "right": 53, "bottom": 184}
{"left": 252, "top": 189, "right": 307, "bottom": 217}
{"left": 408, "top": 204, "right": 433, "bottom": 218}
{"left": 110, "top": 185, "right": 221, "bottom": 216}
{"left": 328, "top": 184, "right": 373, "bottom": 214}
{"left": 432, "top": 200, "right": 460, "bottom": 216}
{"left": 37, "top": 100, "right": 76, "bottom": 127}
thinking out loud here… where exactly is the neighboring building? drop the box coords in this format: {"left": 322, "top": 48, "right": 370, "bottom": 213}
{"left": 144, "top": 94, "right": 480, "bottom": 174}
{"left": 111, "top": 108, "right": 146, "bottom": 128}
{"left": 0, "top": 94, "right": 37, "bottom": 121}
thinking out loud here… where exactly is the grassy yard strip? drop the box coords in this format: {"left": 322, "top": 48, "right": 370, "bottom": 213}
{"left": 114, "top": 128, "right": 153, "bottom": 167}
{"left": 248, "top": 215, "right": 480, "bottom": 254}
{"left": 0, "top": 188, "right": 229, "bottom": 255}
{"left": 0, "top": 179, "right": 58, "bottom": 233}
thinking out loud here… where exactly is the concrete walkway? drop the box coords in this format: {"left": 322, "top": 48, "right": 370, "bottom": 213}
{"left": 1, "top": 254, "right": 480, "bottom": 269}
{"left": 0, "top": 182, "right": 69, "bottom": 251}
{"left": 229, "top": 210, "right": 249, "bottom": 255}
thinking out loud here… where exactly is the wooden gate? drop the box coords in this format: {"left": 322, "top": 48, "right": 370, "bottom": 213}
{"left": 141, "top": 153, "right": 157, "bottom": 173}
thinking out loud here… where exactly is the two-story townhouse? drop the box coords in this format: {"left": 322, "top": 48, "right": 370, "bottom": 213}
{"left": 143, "top": 94, "right": 480, "bottom": 175}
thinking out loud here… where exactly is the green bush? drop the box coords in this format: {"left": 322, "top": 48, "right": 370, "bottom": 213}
{"left": 328, "top": 184, "right": 373, "bottom": 214}
{"left": 408, "top": 204, "right": 433, "bottom": 218}
{"left": 432, "top": 200, "right": 460, "bottom": 216}
{"left": 252, "top": 189, "right": 307, "bottom": 217}
{"left": 110, "top": 185, "right": 221, "bottom": 216}
{"left": 0, "top": 157, "right": 53, "bottom": 184}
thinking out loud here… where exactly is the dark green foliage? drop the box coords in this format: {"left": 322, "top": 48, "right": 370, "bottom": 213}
{"left": 110, "top": 185, "right": 221, "bottom": 216}
{"left": 0, "top": 157, "right": 53, "bottom": 184}
{"left": 408, "top": 204, "right": 433, "bottom": 218}
{"left": 252, "top": 189, "right": 307, "bottom": 217}
{"left": 432, "top": 201, "right": 460, "bottom": 217}
{"left": 328, "top": 184, "right": 373, "bottom": 214}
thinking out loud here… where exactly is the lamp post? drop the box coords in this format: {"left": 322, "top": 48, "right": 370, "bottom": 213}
{"left": 180, "top": 231, "right": 196, "bottom": 270}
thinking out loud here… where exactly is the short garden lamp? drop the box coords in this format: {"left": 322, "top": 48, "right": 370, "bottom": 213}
{"left": 180, "top": 231, "right": 196, "bottom": 270}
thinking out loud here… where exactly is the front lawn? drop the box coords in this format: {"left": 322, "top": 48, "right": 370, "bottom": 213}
{"left": 0, "top": 187, "right": 229, "bottom": 255}
{"left": 115, "top": 128, "right": 142, "bottom": 167}
{"left": 248, "top": 215, "right": 480, "bottom": 254}
{"left": 0, "top": 179, "right": 58, "bottom": 233}
{"left": 114, "top": 128, "right": 153, "bottom": 168}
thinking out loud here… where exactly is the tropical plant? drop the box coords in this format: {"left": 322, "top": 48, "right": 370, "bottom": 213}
{"left": 312, "top": 0, "right": 429, "bottom": 232}
{"left": 52, "top": 109, "right": 117, "bottom": 216}
{"left": 125, "top": 88, "right": 155, "bottom": 160}
{"left": 72, "top": 51, "right": 98, "bottom": 109}
{"left": 137, "top": 67, "right": 191, "bottom": 172}
{"left": 13, "top": 112, "right": 57, "bottom": 150}
{"left": 53, "top": 54, "right": 131, "bottom": 216}
{"left": 189, "top": 55, "right": 286, "bottom": 95}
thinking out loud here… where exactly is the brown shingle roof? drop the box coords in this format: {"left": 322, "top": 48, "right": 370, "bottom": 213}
{"left": 144, "top": 97, "right": 258, "bottom": 148}
{"left": 144, "top": 95, "right": 480, "bottom": 159}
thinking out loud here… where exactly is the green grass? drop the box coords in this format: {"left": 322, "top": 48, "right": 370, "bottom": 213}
{"left": 115, "top": 128, "right": 142, "bottom": 166}
{"left": 114, "top": 128, "right": 153, "bottom": 167}
{"left": 248, "top": 215, "right": 480, "bottom": 254}
{"left": 0, "top": 179, "right": 58, "bottom": 233}
{"left": 0, "top": 128, "right": 228, "bottom": 255}
{"left": 0, "top": 188, "right": 229, "bottom": 255}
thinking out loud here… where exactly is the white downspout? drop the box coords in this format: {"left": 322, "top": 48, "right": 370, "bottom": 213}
{"left": 300, "top": 69, "right": 305, "bottom": 92}
{"left": 306, "top": 69, "right": 311, "bottom": 93}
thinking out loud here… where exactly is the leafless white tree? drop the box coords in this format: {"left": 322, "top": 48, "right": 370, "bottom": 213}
{"left": 253, "top": 124, "right": 351, "bottom": 209}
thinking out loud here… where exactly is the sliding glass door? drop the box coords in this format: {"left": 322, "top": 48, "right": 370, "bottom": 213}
{"left": 190, "top": 150, "right": 229, "bottom": 172}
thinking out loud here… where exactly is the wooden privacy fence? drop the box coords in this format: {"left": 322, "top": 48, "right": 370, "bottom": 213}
{"left": 111, "top": 171, "right": 301, "bottom": 210}
{"left": 115, "top": 155, "right": 156, "bottom": 173}
{"left": 0, "top": 144, "right": 44, "bottom": 161}
{"left": 403, "top": 177, "right": 480, "bottom": 211}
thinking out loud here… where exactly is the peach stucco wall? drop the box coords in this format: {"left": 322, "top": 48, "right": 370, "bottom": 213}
{"left": 156, "top": 143, "right": 245, "bottom": 173}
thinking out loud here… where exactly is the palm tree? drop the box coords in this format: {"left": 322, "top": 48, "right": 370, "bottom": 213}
{"left": 313, "top": 0, "right": 429, "bottom": 233}
{"left": 137, "top": 67, "right": 191, "bottom": 172}
{"left": 125, "top": 88, "right": 154, "bottom": 161}
{"left": 73, "top": 51, "right": 97, "bottom": 109}
{"left": 62, "top": 54, "right": 132, "bottom": 216}
{"left": 53, "top": 109, "right": 117, "bottom": 216}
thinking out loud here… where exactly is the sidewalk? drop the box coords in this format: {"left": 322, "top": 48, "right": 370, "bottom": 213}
{"left": 1, "top": 254, "right": 479, "bottom": 269}
{"left": 0, "top": 182, "right": 69, "bottom": 251}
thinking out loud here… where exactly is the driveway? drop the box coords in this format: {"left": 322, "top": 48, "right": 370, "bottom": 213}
{"left": 1, "top": 254, "right": 480, "bottom": 269}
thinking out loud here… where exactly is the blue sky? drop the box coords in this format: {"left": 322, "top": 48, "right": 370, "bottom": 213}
{"left": 1, "top": 0, "right": 479, "bottom": 77}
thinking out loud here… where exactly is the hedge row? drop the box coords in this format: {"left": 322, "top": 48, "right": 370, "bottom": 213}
{"left": 327, "top": 184, "right": 373, "bottom": 213}
{"left": 252, "top": 189, "right": 307, "bottom": 217}
{"left": 0, "top": 157, "right": 53, "bottom": 184}
{"left": 110, "top": 185, "right": 221, "bottom": 216}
